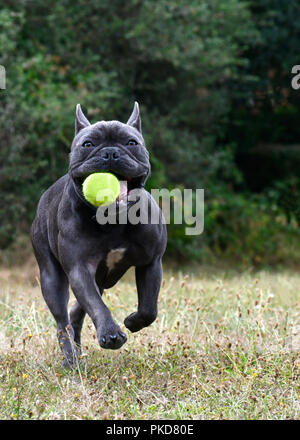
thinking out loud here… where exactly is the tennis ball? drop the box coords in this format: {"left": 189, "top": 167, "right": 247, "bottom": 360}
{"left": 82, "top": 172, "right": 120, "bottom": 207}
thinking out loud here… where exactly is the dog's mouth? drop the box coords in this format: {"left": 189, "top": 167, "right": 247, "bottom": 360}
{"left": 73, "top": 171, "right": 145, "bottom": 206}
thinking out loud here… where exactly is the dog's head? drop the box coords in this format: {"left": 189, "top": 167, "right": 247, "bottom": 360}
{"left": 69, "top": 102, "right": 150, "bottom": 202}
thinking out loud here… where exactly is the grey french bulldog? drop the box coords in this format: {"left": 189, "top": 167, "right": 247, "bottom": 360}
{"left": 31, "top": 102, "right": 167, "bottom": 367}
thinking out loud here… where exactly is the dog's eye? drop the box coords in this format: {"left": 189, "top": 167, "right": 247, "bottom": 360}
{"left": 82, "top": 140, "right": 94, "bottom": 147}
{"left": 127, "top": 139, "right": 138, "bottom": 146}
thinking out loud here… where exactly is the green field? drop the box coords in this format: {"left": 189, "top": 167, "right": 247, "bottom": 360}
{"left": 0, "top": 262, "right": 299, "bottom": 420}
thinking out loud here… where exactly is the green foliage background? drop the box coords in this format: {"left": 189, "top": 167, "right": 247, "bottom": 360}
{"left": 1, "top": 0, "right": 300, "bottom": 266}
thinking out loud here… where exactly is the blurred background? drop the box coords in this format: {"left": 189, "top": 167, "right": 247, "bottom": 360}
{"left": 1, "top": 0, "right": 300, "bottom": 268}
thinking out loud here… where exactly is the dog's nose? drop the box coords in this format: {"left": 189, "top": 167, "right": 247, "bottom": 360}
{"left": 100, "top": 147, "right": 120, "bottom": 161}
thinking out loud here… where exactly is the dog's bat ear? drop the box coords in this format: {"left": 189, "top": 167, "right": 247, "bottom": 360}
{"left": 75, "top": 104, "right": 91, "bottom": 134}
{"left": 127, "top": 101, "right": 142, "bottom": 133}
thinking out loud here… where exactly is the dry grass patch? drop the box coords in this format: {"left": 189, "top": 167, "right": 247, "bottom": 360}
{"left": 0, "top": 265, "right": 299, "bottom": 419}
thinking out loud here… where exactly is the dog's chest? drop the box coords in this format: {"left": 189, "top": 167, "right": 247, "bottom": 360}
{"left": 106, "top": 248, "right": 126, "bottom": 272}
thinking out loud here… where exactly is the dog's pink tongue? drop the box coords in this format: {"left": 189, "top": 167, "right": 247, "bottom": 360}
{"left": 118, "top": 180, "right": 128, "bottom": 201}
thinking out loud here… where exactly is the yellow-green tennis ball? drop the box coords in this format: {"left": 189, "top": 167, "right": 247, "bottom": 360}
{"left": 82, "top": 172, "right": 120, "bottom": 207}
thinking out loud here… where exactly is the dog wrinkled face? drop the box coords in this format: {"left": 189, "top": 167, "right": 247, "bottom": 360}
{"left": 69, "top": 102, "right": 150, "bottom": 201}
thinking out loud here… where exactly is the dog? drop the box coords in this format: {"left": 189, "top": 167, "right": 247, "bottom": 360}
{"left": 31, "top": 102, "right": 167, "bottom": 367}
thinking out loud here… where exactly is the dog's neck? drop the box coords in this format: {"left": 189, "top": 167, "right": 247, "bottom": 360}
{"left": 69, "top": 173, "right": 98, "bottom": 214}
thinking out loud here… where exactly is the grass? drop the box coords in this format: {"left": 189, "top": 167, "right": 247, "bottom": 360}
{"left": 0, "top": 261, "right": 299, "bottom": 420}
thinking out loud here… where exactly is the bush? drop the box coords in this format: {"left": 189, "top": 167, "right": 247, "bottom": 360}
{"left": 1, "top": 0, "right": 299, "bottom": 267}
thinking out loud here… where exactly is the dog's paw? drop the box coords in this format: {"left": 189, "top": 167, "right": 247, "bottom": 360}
{"left": 124, "top": 311, "right": 157, "bottom": 333}
{"left": 61, "top": 351, "right": 80, "bottom": 370}
{"left": 98, "top": 326, "right": 127, "bottom": 350}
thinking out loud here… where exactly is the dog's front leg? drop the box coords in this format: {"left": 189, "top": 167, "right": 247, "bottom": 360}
{"left": 68, "top": 266, "right": 127, "bottom": 350}
{"left": 124, "top": 257, "right": 162, "bottom": 332}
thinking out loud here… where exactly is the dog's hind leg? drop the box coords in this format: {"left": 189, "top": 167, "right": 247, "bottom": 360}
{"left": 70, "top": 301, "right": 86, "bottom": 348}
{"left": 32, "top": 233, "right": 79, "bottom": 368}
